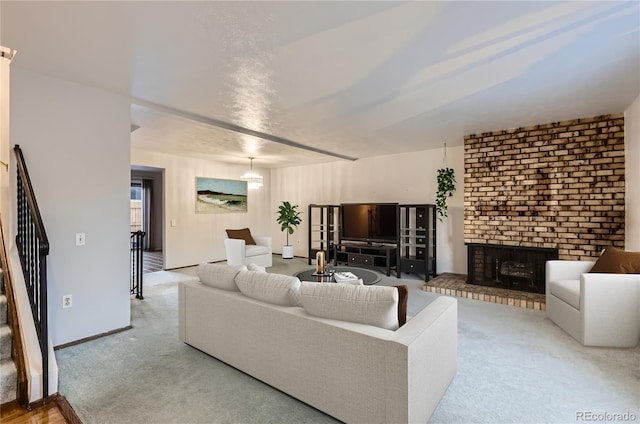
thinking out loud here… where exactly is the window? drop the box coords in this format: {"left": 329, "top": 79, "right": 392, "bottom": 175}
{"left": 131, "top": 182, "right": 142, "bottom": 232}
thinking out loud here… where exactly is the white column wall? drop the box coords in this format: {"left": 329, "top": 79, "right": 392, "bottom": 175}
{"left": 131, "top": 149, "right": 271, "bottom": 269}
{"left": 10, "top": 68, "right": 131, "bottom": 346}
{"left": 0, "top": 48, "right": 12, "bottom": 229}
{"left": 625, "top": 95, "right": 640, "bottom": 251}
{"left": 269, "top": 146, "right": 466, "bottom": 274}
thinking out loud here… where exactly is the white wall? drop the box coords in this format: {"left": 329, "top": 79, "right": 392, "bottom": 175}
{"left": 269, "top": 146, "right": 466, "bottom": 274}
{"left": 1, "top": 49, "right": 12, "bottom": 230}
{"left": 625, "top": 95, "right": 640, "bottom": 251}
{"left": 10, "top": 68, "right": 131, "bottom": 346}
{"left": 131, "top": 149, "right": 271, "bottom": 269}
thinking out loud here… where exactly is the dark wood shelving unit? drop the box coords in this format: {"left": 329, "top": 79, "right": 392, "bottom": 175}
{"left": 308, "top": 203, "right": 436, "bottom": 280}
{"left": 333, "top": 242, "right": 397, "bottom": 276}
{"left": 307, "top": 204, "right": 340, "bottom": 265}
{"left": 397, "top": 204, "right": 437, "bottom": 281}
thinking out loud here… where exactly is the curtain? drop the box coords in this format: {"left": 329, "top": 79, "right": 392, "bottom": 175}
{"left": 142, "top": 179, "right": 152, "bottom": 251}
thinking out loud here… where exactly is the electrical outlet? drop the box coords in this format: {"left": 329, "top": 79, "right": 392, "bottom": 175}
{"left": 76, "top": 233, "right": 86, "bottom": 246}
{"left": 62, "top": 294, "right": 72, "bottom": 309}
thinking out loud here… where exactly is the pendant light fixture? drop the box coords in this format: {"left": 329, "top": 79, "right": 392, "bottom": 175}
{"left": 240, "top": 157, "right": 263, "bottom": 189}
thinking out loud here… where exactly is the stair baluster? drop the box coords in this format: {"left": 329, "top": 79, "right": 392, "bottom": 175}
{"left": 13, "top": 145, "right": 50, "bottom": 399}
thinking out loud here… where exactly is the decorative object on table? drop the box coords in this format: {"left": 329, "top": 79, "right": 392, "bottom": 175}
{"left": 436, "top": 143, "right": 456, "bottom": 222}
{"left": 276, "top": 201, "right": 302, "bottom": 259}
{"left": 333, "top": 271, "right": 359, "bottom": 283}
{"left": 239, "top": 157, "right": 263, "bottom": 189}
{"left": 294, "top": 266, "right": 380, "bottom": 285}
{"left": 196, "top": 177, "right": 247, "bottom": 213}
{"left": 316, "top": 250, "right": 326, "bottom": 274}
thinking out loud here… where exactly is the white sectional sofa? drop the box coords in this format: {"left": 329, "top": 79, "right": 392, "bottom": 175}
{"left": 179, "top": 264, "right": 458, "bottom": 424}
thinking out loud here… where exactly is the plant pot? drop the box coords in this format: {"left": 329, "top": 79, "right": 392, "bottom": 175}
{"left": 282, "top": 245, "right": 294, "bottom": 259}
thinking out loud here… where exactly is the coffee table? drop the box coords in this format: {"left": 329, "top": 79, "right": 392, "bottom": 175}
{"left": 294, "top": 266, "right": 381, "bottom": 285}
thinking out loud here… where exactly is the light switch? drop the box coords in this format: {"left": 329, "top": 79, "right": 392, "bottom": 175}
{"left": 171, "top": 219, "right": 176, "bottom": 227}
{"left": 76, "top": 233, "right": 86, "bottom": 246}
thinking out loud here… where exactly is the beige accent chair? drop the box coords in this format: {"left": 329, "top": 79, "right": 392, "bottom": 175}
{"left": 224, "top": 233, "right": 272, "bottom": 268}
{"left": 546, "top": 260, "right": 640, "bottom": 347}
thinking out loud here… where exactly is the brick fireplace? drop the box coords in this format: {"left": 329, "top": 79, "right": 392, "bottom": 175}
{"left": 467, "top": 244, "right": 557, "bottom": 294}
{"left": 464, "top": 114, "right": 625, "bottom": 292}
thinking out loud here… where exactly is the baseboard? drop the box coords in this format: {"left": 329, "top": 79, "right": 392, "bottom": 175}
{"left": 54, "top": 325, "right": 132, "bottom": 350}
{"left": 52, "top": 393, "right": 83, "bottom": 424}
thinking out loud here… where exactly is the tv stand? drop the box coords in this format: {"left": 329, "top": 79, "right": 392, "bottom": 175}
{"left": 334, "top": 242, "right": 397, "bottom": 276}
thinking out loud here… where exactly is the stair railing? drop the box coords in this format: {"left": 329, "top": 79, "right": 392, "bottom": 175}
{"left": 130, "top": 231, "right": 145, "bottom": 299}
{"left": 13, "top": 144, "right": 50, "bottom": 398}
{"left": 0, "top": 215, "right": 29, "bottom": 406}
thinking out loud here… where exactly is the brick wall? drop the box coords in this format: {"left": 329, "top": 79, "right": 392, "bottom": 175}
{"left": 464, "top": 114, "right": 625, "bottom": 260}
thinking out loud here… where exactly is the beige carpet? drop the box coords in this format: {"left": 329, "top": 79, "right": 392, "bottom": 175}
{"left": 56, "top": 256, "right": 639, "bottom": 424}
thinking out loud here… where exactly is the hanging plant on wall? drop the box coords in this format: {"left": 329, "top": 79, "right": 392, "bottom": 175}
{"left": 436, "top": 143, "right": 456, "bottom": 222}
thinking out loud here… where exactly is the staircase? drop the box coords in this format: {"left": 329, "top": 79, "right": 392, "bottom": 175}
{"left": 0, "top": 265, "right": 17, "bottom": 404}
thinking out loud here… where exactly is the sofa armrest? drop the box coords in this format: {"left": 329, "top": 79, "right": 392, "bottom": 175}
{"left": 581, "top": 273, "right": 640, "bottom": 311}
{"left": 546, "top": 260, "right": 595, "bottom": 293}
{"left": 224, "top": 238, "right": 246, "bottom": 266}
{"left": 580, "top": 273, "right": 640, "bottom": 347}
{"left": 253, "top": 236, "right": 272, "bottom": 253}
{"left": 389, "top": 296, "right": 458, "bottom": 424}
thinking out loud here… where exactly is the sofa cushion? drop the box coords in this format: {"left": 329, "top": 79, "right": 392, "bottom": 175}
{"left": 589, "top": 246, "right": 640, "bottom": 274}
{"left": 246, "top": 244, "right": 269, "bottom": 257}
{"left": 197, "top": 263, "right": 247, "bottom": 291}
{"left": 226, "top": 228, "right": 256, "bottom": 245}
{"left": 395, "top": 285, "right": 408, "bottom": 327}
{"left": 247, "top": 263, "right": 267, "bottom": 273}
{"left": 299, "top": 282, "right": 400, "bottom": 330}
{"left": 235, "top": 271, "right": 301, "bottom": 306}
{"left": 549, "top": 279, "right": 580, "bottom": 310}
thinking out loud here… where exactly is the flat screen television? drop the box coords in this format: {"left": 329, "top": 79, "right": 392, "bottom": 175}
{"left": 340, "top": 203, "right": 398, "bottom": 244}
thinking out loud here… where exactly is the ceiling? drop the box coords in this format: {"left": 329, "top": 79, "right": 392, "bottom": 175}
{"left": 2, "top": 1, "right": 639, "bottom": 168}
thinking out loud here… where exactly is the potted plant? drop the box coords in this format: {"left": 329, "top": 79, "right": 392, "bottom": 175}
{"left": 277, "top": 201, "right": 302, "bottom": 259}
{"left": 436, "top": 167, "right": 456, "bottom": 222}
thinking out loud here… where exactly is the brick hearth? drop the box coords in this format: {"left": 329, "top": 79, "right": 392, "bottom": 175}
{"left": 422, "top": 273, "right": 546, "bottom": 311}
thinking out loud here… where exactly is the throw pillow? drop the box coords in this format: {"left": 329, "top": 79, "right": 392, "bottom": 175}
{"left": 247, "top": 263, "right": 266, "bottom": 273}
{"left": 226, "top": 228, "right": 256, "bottom": 245}
{"left": 395, "top": 285, "right": 408, "bottom": 327}
{"left": 196, "top": 263, "right": 247, "bottom": 291}
{"left": 589, "top": 246, "right": 640, "bottom": 274}
{"left": 299, "top": 282, "right": 399, "bottom": 330}
{"left": 235, "top": 271, "right": 301, "bottom": 306}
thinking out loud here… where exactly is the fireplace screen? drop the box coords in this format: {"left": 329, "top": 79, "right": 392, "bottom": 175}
{"left": 467, "top": 244, "right": 558, "bottom": 294}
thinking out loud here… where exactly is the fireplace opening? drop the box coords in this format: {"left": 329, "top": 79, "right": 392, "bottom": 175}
{"left": 467, "top": 244, "right": 558, "bottom": 294}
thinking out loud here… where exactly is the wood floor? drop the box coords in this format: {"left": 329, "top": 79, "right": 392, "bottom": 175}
{"left": 0, "top": 396, "right": 81, "bottom": 424}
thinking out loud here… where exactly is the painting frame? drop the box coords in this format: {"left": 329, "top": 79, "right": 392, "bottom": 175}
{"left": 195, "top": 177, "right": 248, "bottom": 214}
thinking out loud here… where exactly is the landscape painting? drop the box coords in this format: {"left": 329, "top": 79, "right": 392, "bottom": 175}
{"left": 196, "top": 177, "right": 247, "bottom": 213}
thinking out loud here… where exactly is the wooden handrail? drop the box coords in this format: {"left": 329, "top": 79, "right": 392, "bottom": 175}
{"left": 13, "top": 144, "right": 50, "bottom": 399}
{"left": 13, "top": 145, "right": 49, "bottom": 255}
{"left": 0, "top": 217, "right": 29, "bottom": 407}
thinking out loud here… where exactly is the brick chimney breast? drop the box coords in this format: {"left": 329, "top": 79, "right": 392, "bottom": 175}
{"left": 463, "top": 114, "right": 625, "bottom": 261}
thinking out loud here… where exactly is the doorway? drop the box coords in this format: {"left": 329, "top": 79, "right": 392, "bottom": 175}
{"left": 130, "top": 166, "right": 165, "bottom": 273}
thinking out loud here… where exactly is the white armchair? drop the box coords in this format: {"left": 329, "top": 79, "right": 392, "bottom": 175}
{"left": 224, "top": 233, "right": 273, "bottom": 268}
{"left": 546, "top": 260, "right": 640, "bottom": 347}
